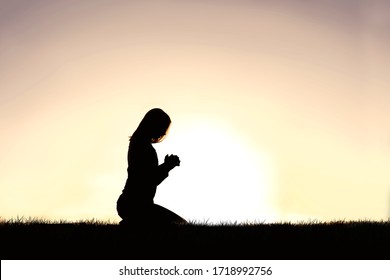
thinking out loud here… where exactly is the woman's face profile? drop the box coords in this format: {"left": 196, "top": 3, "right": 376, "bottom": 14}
{"left": 134, "top": 108, "right": 171, "bottom": 143}
{"left": 151, "top": 123, "right": 170, "bottom": 143}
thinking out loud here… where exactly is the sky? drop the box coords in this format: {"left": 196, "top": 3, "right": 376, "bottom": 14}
{"left": 0, "top": 0, "right": 389, "bottom": 223}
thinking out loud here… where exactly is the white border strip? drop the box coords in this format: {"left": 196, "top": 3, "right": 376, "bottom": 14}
{"left": 2, "top": 260, "right": 390, "bottom": 280}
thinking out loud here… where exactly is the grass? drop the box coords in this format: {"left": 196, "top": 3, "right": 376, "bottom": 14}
{"left": 1, "top": 217, "right": 390, "bottom": 260}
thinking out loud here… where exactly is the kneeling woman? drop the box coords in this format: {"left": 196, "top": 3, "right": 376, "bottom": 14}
{"left": 117, "top": 108, "right": 187, "bottom": 227}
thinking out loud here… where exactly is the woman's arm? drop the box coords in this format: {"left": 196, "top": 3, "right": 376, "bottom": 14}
{"left": 129, "top": 141, "right": 178, "bottom": 187}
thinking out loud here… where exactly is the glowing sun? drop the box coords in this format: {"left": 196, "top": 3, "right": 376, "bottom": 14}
{"left": 154, "top": 116, "right": 277, "bottom": 224}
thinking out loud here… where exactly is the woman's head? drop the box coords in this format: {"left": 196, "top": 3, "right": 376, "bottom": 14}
{"left": 132, "top": 108, "right": 171, "bottom": 143}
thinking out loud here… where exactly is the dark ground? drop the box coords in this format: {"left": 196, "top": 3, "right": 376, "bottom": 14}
{"left": 1, "top": 220, "right": 389, "bottom": 260}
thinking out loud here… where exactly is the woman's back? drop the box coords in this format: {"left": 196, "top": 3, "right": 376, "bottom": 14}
{"left": 123, "top": 138, "right": 162, "bottom": 204}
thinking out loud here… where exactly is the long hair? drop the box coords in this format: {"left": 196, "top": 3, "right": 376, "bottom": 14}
{"left": 130, "top": 108, "right": 171, "bottom": 143}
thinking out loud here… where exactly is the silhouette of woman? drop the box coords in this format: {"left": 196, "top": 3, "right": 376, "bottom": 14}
{"left": 117, "top": 108, "right": 187, "bottom": 227}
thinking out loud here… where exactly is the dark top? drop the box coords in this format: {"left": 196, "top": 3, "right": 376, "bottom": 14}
{"left": 122, "top": 138, "right": 169, "bottom": 206}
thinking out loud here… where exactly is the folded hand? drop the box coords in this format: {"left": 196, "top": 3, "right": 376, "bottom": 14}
{"left": 164, "top": 154, "right": 181, "bottom": 169}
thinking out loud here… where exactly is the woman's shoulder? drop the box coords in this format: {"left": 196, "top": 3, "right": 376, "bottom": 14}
{"left": 130, "top": 137, "right": 153, "bottom": 150}
{"left": 128, "top": 138, "right": 157, "bottom": 163}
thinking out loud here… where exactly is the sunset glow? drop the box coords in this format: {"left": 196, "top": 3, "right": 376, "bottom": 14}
{"left": 1, "top": 0, "right": 389, "bottom": 223}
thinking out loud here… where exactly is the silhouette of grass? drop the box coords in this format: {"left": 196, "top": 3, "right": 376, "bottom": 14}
{"left": 1, "top": 217, "right": 389, "bottom": 260}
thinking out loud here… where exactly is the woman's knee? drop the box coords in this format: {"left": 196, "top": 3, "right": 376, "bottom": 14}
{"left": 152, "top": 204, "right": 187, "bottom": 224}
